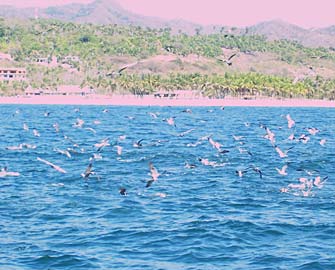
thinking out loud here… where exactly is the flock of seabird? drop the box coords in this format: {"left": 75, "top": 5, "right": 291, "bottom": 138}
{"left": 1, "top": 108, "right": 330, "bottom": 199}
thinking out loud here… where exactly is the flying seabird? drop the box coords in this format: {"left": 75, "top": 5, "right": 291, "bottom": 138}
{"left": 53, "top": 123, "right": 60, "bottom": 133}
{"left": 208, "top": 136, "right": 222, "bottom": 151}
{"left": 251, "top": 165, "right": 263, "bottom": 178}
{"left": 298, "top": 134, "right": 310, "bottom": 144}
{"left": 37, "top": 157, "right": 67, "bottom": 174}
{"left": 237, "top": 147, "right": 253, "bottom": 156}
{"left": 235, "top": 168, "right": 250, "bottom": 177}
{"left": 217, "top": 53, "right": 237, "bottom": 66}
{"left": 149, "top": 162, "right": 160, "bottom": 181}
{"left": 53, "top": 148, "right": 72, "bottom": 158}
{"left": 275, "top": 164, "right": 288, "bottom": 176}
{"left": 286, "top": 114, "right": 295, "bottom": 129}
{"left": 148, "top": 112, "right": 159, "bottom": 119}
{"left": 33, "top": 129, "right": 40, "bottom": 137}
{"left": 313, "top": 176, "right": 328, "bottom": 189}
{"left": 288, "top": 133, "right": 295, "bottom": 141}
{"left": 81, "top": 160, "right": 94, "bottom": 179}
{"left": 23, "top": 123, "right": 29, "bottom": 131}
{"left": 106, "top": 61, "right": 140, "bottom": 78}
{"left": 85, "top": 127, "right": 96, "bottom": 134}
{"left": 319, "top": 139, "right": 326, "bottom": 146}
{"left": 178, "top": 128, "right": 195, "bottom": 137}
{"left": 274, "top": 145, "right": 294, "bottom": 158}
{"left": 146, "top": 162, "right": 160, "bottom": 188}
{"left": 164, "top": 117, "right": 176, "bottom": 127}
{"left": 115, "top": 145, "right": 123, "bottom": 155}
{"left": 118, "top": 135, "right": 127, "bottom": 141}
{"left": 198, "top": 158, "right": 226, "bottom": 167}
{"left": 306, "top": 127, "right": 320, "bottom": 135}
{"left": 133, "top": 139, "right": 144, "bottom": 148}
{"left": 263, "top": 127, "right": 276, "bottom": 143}
{"left": 94, "top": 138, "right": 110, "bottom": 152}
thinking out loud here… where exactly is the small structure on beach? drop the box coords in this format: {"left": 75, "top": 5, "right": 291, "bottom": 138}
{"left": 25, "top": 85, "right": 94, "bottom": 96}
{"left": 0, "top": 68, "right": 26, "bottom": 81}
{"left": 56, "top": 85, "right": 93, "bottom": 96}
{"left": 24, "top": 86, "right": 44, "bottom": 95}
{"left": 153, "top": 90, "right": 202, "bottom": 99}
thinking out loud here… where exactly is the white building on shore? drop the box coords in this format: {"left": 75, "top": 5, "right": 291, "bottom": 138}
{"left": 0, "top": 68, "right": 26, "bottom": 81}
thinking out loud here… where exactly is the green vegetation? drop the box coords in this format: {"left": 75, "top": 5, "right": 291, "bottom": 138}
{"left": 85, "top": 73, "right": 335, "bottom": 99}
{"left": 0, "top": 18, "right": 335, "bottom": 99}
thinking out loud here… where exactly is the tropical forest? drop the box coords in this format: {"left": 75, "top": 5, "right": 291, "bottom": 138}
{"left": 0, "top": 17, "right": 335, "bottom": 99}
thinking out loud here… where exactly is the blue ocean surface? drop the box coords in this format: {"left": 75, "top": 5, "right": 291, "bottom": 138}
{"left": 0, "top": 104, "right": 334, "bottom": 270}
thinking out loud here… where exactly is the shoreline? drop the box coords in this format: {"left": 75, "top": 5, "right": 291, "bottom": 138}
{"left": 0, "top": 94, "right": 334, "bottom": 107}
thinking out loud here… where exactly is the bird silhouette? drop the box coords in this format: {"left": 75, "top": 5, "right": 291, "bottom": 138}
{"left": 217, "top": 53, "right": 237, "bottom": 66}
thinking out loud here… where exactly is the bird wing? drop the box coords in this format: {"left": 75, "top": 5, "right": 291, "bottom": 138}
{"left": 228, "top": 53, "right": 237, "bottom": 61}
{"left": 149, "top": 162, "right": 155, "bottom": 172}
{"left": 83, "top": 162, "right": 93, "bottom": 178}
{"left": 146, "top": 179, "right": 154, "bottom": 188}
{"left": 37, "top": 157, "right": 66, "bottom": 173}
{"left": 118, "top": 66, "right": 128, "bottom": 74}
{"left": 287, "top": 146, "right": 295, "bottom": 152}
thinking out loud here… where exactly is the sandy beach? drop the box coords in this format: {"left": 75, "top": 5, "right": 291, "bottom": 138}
{"left": 0, "top": 94, "right": 334, "bottom": 107}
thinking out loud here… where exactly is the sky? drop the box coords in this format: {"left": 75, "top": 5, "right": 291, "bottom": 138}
{"left": 0, "top": 0, "right": 334, "bottom": 28}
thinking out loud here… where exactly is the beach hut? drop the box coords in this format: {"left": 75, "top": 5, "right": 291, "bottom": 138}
{"left": 56, "top": 85, "right": 94, "bottom": 96}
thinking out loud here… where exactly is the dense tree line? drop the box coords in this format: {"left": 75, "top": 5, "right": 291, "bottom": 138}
{"left": 0, "top": 18, "right": 334, "bottom": 99}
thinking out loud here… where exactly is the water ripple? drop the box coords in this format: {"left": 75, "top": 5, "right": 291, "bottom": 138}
{"left": 0, "top": 105, "right": 334, "bottom": 269}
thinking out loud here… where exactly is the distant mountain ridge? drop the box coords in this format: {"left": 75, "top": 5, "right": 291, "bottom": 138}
{"left": 0, "top": 0, "right": 335, "bottom": 47}
{"left": 247, "top": 20, "right": 335, "bottom": 48}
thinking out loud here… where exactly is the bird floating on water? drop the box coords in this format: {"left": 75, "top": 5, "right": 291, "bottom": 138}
{"left": 0, "top": 167, "right": 20, "bottom": 177}
{"left": 119, "top": 187, "right": 127, "bottom": 196}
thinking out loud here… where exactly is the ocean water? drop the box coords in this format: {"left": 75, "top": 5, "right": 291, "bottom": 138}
{"left": 0, "top": 104, "right": 334, "bottom": 270}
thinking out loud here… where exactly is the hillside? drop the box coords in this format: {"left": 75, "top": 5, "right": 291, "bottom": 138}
{"left": 0, "top": 18, "right": 335, "bottom": 99}
{"left": 0, "top": 0, "right": 212, "bottom": 35}
{"left": 0, "top": 0, "right": 335, "bottom": 47}
{"left": 247, "top": 20, "right": 335, "bottom": 48}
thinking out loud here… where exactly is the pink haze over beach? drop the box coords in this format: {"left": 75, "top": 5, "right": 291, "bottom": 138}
{"left": 1, "top": 0, "right": 335, "bottom": 28}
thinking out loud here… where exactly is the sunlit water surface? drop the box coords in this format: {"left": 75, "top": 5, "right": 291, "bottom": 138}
{"left": 0, "top": 105, "right": 334, "bottom": 270}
